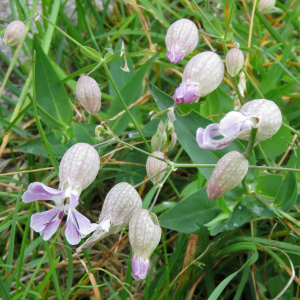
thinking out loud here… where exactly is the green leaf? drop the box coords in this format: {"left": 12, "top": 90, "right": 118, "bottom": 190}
{"left": 33, "top": 36, "right": 73, "bottom": 130}
{"left": 274, "top": 172, "right": 298, "bottom": 212}
{"left": 203, "top": 18, "right": 223, "bottom": 37}
{"left": 108, "top": 55, "right": 157, "bottom": 135}
{"left": 254, "top": 174, "right": 283, "bottom": 200}
{"left": 244, "top": 195, "right": 276, "bottom": 218}
{"left": 159, "top": 187, "right": 221, "bottom": 233}
{"left": 216, "top": 196, "right": 232, "bottom": 214}
{"left": 80, "top": 46, "right": 102, "bottom": 61}
{"left": 208, "top": 242, "right": 258, "bottom": 300}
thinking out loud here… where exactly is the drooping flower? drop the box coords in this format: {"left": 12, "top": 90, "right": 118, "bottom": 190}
{"left": 146, "top": 151, "right": 168, "bottom": 184}
{"left": 76, "top": 182, "right": 142, "bottom": 252}
{"left": 196, "top": 99, "right": 282, "bottom": 150}
{"left": 129, "top": 209, "right": 161, "bottom": 280}
{"left": 3, "top": 20, "right": 27, "bottom": 46}
{"left": 226, "top": 47, "right": 244, "bottom": 77}
{"left": 76, "top": 76, "right": 101, "bottom": 115}
{"left": 22, "top": 143, "right": 100, "bottom": 245}
{"left": 173, "top": 51, "right": 224, "bottom": 104}
{"left": 207, "top": 151, "right": 248, "bottom": 200}
{"left": 258, "top": 0, "right": 276, "bottom": 12}
{"left": 165, "top": 19, "right": 199, "bottom": 64}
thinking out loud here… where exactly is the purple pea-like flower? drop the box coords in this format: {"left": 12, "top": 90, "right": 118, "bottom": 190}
{"left": 76, "top": 182, "right": 142, "bottom": 252}
{"left": 173, "top": 51, "right": 224, "bottom": 104}
{"left": 165, "top": 19, "right": 198, "bottom": 64}
{"left": 196, "top": 99, "right": 282, "bottom": 150}
{"left": 129, "top": 209, "right": 161, "bottom": 280}
{"left": 22, "top": 143, "right": 100, "bottom": 245}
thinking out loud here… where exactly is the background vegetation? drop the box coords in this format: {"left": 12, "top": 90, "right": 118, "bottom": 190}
{"left": 1, "top": 0, "right": 300, "bottom": 299}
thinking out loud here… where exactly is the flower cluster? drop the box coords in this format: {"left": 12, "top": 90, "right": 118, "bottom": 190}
{"left": 22, "top": 141, "right": 163, "bottom": 280}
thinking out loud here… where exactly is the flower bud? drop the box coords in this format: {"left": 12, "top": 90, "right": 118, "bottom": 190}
{"left": 167, "top": 132, "right": 177, "bottom": 151}
{"left": 76, "top": 76, "right": 101, "bottom": 115}
{"left": 98, "top": 182, "right": 142, "bottom": 232}
{"left": 226, "top": 48, "right": 244, "bottom": 77}
{"left": 165, "top": 19, "right": 199, "bottom": 64}
{"left": 207, "top": 151, "right": 248, "bottom": 200}
{"left": 76, "top": 182, "right": 142, "bottom": 251}
{"left": 59, "top": 143, "right": 100, "bottom": 195}
{"left": 174, "top": 51, "right": 224, "bottom": 104}
{"left": 258, "top": 0, "right": 276, "bottom": 12}
{"left": 197, "top": 99, "right": 282, "bottom": 150}
{"left": 129, "top": 209, "right": 161, "bottom": 280}
{"left": 3, "top": 20, "right": 26, "bottom": 46}
{"left": 151, "top": 132, "right": 167, "bottom": 152}
{"left": 146, "top": 151, "right": 168, "bottom": 184}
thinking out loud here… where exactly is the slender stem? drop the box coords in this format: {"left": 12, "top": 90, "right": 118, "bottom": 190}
{"left": 190, "top": 0, "right": 220, "bottom": 36}
{"left": 244, "top": 127, "right": 258, "bottom": 160}
{"left": 133, "top": 167, "right": 169, "bottom": 188}
{"left": 20, "top": 232, "right": 61, "bottom": 300}
{"left": 282, "top": 122, "right": 300, "bottom": 138}
{"left": 161, "top": 229, "right": 170, "bottom": 300}
{"left": 93, "top": 137, "right": 116, "bottom": 148}
{"left": 86, "top": 61, "right": 103, "bottom": 76}
{"left": 116, "top": 138, "right": 164, "bottom": 162}
{"left": 37, "top": 13, "right": 84, "bottom": 49}
{"left": 103, "top": 63, "right": 151, "bottom": 151}
{"left": 257, "top": 143, "right": 270, "bottom": 166}
{"left": 252, "top": 192, "right": 300, "bottom": 228}
{"left": 149, "top": 168, "right": 173, "bottom": 211}
{"left": 23, "top": 14, "right": 38, "bottom": 23}
{"left": 224, "top": 0, "right": 236, "bottom": 39}
{"left": 241, "top": 67, "right": 265, "bottom": 98}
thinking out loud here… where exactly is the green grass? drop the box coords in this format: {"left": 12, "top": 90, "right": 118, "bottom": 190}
{"left": 1, "top": 0, "right": 300, "bottom": 299}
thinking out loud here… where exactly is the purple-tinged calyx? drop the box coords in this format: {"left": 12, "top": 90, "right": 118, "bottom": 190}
{"left": 129, "top": 209, "right": 161, "bottom": 281}
{"left": 131, "top": 256, "right": 150, "bottom": 280}
{"left": 167, "top": 46, "right": 185, "bottom": 64}
{"left": 173, "top": 82, "right": 199, "bottom": 104}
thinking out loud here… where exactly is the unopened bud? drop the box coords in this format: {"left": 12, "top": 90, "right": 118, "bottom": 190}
{"left": 151, "top": 132, "right": 167, "bottom": 152}
{"left": 165, "top": 19, "right": 198, "bottom": 64}
{"left": 129, "top": 209, "right": 161, "bottom": 280}
{"left": 59, "top": 143, "right": 100, "bottom": 194}
{"left": 258, "top": 0, "right": 276, "bottom": 12}
{"left": 167, "top": 132, "right": 177, "bottom": 151}
{"left": 174, "top": 51, "right": 224, "bottom": 104}
{"left": 226, "top": 48, "right": 244, "bottom": 77}
{"left": 76, "top": 182, "right": 142, "bottom": 251}
{"left": 76, "top": 76, "right": 101, "bottom": 115}
{"left": 207, "top": 151, "right": 248, "bottom": 200}
{"left": 146, "top": 151, "right": 168, "bottom": 184}
{"left": 3, "top": 20, "right": 26, "bottom": 46}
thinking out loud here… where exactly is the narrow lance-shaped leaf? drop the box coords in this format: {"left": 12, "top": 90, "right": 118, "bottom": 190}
{"left": 33, "top": 35, "right": 73, "bottom": 130}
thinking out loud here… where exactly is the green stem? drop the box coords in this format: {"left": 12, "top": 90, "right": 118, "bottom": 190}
{"left": 133, "top": 167, "right": 169, "bottom": 188}
{"left": 32, "top": 51, "right": 59, "bottom": 173}
{"left": 37, "top": 13, "right": 84, "bottom": 49}
{"left": 282, "top": 122, "right": 300, "bottom": 138}
{"left": 20, "top": 232, "right": 61, "bottom": 300}
{"left": 149, "top": 168, "right": 173, "bottom": 211}
{"left": 224, "top": 0, "right": 236, "bottom": 39}
{"left": 257, "top": 143, "right": 270, "bottom": 166}
{"left": 190, "top": 0, "right": 220, "bottom": 36}
{"left": 103, "top": 63, "right": 151, "bottom": 151}
{"left": 244, "top": 127, "right": 258, "bottom": 160}
{"left": 241, "top": 67, "right": 264, "bottom": 98}
{"left": 161, "top": 229, "right": 170, "bottom": 300}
